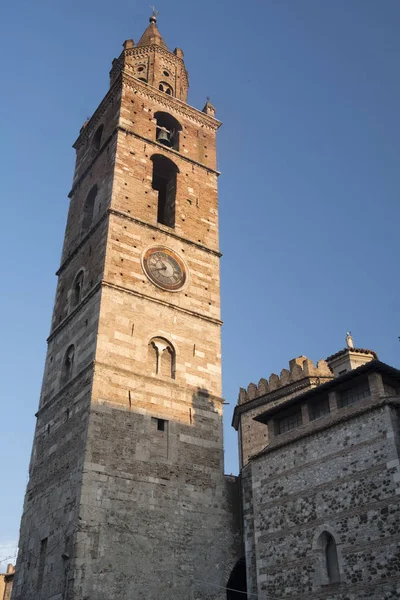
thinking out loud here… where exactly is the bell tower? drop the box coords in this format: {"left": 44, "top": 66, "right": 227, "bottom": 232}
{"left": 12, "top": 14, "right": 241, "bottom": 600}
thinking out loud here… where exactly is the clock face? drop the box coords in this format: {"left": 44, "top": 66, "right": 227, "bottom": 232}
{"left": 142, "top": 247, "right": 187, "bottom": 291}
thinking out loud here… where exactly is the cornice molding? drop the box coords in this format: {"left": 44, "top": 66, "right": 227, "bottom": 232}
{"left": 36, "top": 361, "right": 95, "bottom": 417}
{"left": 56, "top": 206, "right": 221, "bottom": 283}
{"left": 108, "top": 208, "right": 222, "bottom": 257}
{"left": 69, "top": 129, "right": 117, "bottom": 198}
{"left": 117, "top": 125, "right": 220, "bottom": 175}
{"left": 102, "top": 280, "right": 223, "bottom": 327}
{"left": 93, "top": 359, "right": 224, "bottom": 406}
{"left": 232, "top": 378, "right": 322, "bottom": 430}
{"left": 120, "top": 72, "right": 221, "bottom": 131}
{"left": 47, "top": 282, "right": 102, "bottom": 342}
{"left": 57, "top": 211, "right": 109, "bottom": 275}
{"left": 73, "top": 81, "right": 122, "bottom": 149}
{"left": 253, "top": 396, "right": 400, "bottom": 460}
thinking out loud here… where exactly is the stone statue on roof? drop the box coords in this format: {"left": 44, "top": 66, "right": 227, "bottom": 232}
{"left": 346, "top": 332, "right": 355, "bottom": 349}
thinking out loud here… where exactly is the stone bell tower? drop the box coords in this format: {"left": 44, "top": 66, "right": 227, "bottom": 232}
{"left": 12, "top": 14, "right": 241, "bottom": 600}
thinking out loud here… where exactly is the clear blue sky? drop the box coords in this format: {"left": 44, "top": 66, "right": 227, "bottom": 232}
{"left": 1, "top": 0, "right": 399, "bottom": 566}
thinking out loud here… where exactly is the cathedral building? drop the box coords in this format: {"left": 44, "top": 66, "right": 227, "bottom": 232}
{"left": 234, "top": 339, "right": 400, "bottom": 599}
{"left": 11, "top": 14, "right": 400, "bottom": 600}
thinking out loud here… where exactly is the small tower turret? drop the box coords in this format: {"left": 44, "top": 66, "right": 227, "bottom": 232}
{"left": 326, "top": 334, "right": 378, "bottom": 377}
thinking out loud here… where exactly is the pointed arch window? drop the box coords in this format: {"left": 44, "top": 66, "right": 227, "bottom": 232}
{"left": 61, "top": 345, "right": 75, "bottom": 386}
{"left": 71, "top": 270, "right": 84, "bottom": 309}
{"left": 148, "top": 337, "right": 175, "bottom": 379}
{"left": 151, "top": 155, "right": 178, "bottom": 228}
{"left": 82, "top": 185, "right": 98, "bottom": 233}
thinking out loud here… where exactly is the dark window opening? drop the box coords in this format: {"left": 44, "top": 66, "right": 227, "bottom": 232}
{"left": 151, "top": 155, "right": 178, "bottom": 228}
{"left": 340, "top": 379, "right": 370, "bottom": 408}
{"left": 159, "top": 81, "right": 173, "bottom": 96}
{"left": 155, "top": 111, "right": 182, "bottom": 151}
{"left": 309, "top": 396, "right": 330, "bottom": 421}
{"left": 163, "top": 70, "right": 170, "bottom": 77}
{"left": 37, "top": 538, "right": 48, "bottom": 591}
{"left": 138, "top": 77, "right": 147, "bottom": 83}
{"left": 277, "top": 409, "right": 302, "bottom": 435}
{"left": 227, "top": 558, "right": 247, "bottom": 600}
{"left": 138, "top": 66, "right": 145, "bottom": 72}
{"left": 71, "top": 270, "right": 84, "bottom": 309}
{"left": 157, "top": 418, "right": 166, "bottom": 432}
{"left": 92, "top": 124, "right": 103, "bottom": 155}
{"left": 82, "top": 184, "right": 98, "bottom": 233}
{"left": 62, "top": 345, "right": 75, "bottom": 386}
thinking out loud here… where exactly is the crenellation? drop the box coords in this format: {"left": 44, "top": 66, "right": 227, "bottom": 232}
{"left": 240, "top": 356, "right": 333, "bottom": 405}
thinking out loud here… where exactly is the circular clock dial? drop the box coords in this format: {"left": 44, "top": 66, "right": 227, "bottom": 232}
{"left": 142, "top": 247, "right": 187, "bottom": 291}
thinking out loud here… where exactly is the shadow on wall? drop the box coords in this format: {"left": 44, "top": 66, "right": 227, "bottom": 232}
{"left": 191, "top": 388, "right": 247, "bottom": 600}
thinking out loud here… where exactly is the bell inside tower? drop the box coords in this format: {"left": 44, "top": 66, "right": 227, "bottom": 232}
{"left": 155, "top": 111, "right": 182, "bottom": 150}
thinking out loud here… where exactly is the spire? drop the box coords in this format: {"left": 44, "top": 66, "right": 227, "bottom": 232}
{"left": 137, "top": 10, "right": 168, "bottom": 49}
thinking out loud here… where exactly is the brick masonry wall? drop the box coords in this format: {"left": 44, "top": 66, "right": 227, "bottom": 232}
{"left": 12, "top": 37, "right": 242, "bottom": 600}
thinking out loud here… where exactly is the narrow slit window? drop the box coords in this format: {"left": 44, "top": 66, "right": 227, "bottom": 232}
{"left": 37, "top": 537, "right": 48, "bottom": 591}
{"left": 62, "top": 345, "right": 75, "bottom": 386}
{"left": 71, "top": 270, "right": 84, "bottom": 309}
{"left": 82, "top": 185, "right": 98, "bottom": 233}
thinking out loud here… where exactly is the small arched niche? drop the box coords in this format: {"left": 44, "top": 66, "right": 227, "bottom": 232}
{"left": 71, "top": 270, "right": 84, "bottom": 310}
{"left": 154, "top": 111, "right": 182, "bottom": 151}
{"left": 151, "top": 155, "right": 179, "bottom": 228}
{"left": 227, "top": 558, "right": 247, "bottom": 599}
{"left": 315, "top": 531, "right": 341, "bottom": 585}
{"left": 82, "top": 184, "right": 98, "bottom": 233}
{"left": 61, "top": 345, "right": 75, "bottom": 387}
{"left": 91, "top": 124, "right": 104, "bottom": 155}
{"left": 148, "top": 337, "right": 176, "bottom": 379}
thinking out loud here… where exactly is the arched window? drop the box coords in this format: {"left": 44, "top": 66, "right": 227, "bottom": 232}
{"left": 92, "top": 124, "right": 104, "bottom": 155}
{"left": 71, "top": 270, "right": 84, "bottom": 309}
{"left": 148, "top": 340, "right": 159, "bottom": 374}
{"left": 317, "top": 531, "right": 340, "bottom": 584}
{"left": 151, "top": 155, "right": 178, "bottom": 228}
{"left": 82, "top": 185, "right": 98, "bottom": 233}
{"left": 61, "top": 345, "right": 75, "bottom": 386}
{"left": 159, "top": 82, "right": 173, "bottom": 96}
{"left": 148, "top": 338, "right": 175, "bottom": 379}
{"left": 154, "top": 111, "right": 182, "bottom": 151}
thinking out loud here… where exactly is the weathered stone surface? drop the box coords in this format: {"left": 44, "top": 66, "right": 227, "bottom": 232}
{"left": 12, "top": 18, "right": 241, "bottom": 600}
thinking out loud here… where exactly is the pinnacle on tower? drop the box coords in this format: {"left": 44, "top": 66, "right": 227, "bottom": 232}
{"left": 136, "top": 10, "right": 168, "bottom": 49}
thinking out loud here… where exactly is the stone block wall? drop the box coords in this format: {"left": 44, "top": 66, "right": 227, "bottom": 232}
{"left": 234, "top": 356, "right": 333, "bottom": 467}
{"left": 243, "top": 400, "right": 400, "bottom": 599}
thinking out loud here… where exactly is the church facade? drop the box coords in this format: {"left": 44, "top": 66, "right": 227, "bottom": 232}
{"left": 234, "top": 344, "right": 400, "bottom": 599}
{"left": 11, "top": 15, "right": 400, "bottom": 600}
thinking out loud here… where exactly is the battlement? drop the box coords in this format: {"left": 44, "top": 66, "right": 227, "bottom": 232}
{"left": 238, "top": 356, "right": 333, "bottom": 405}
